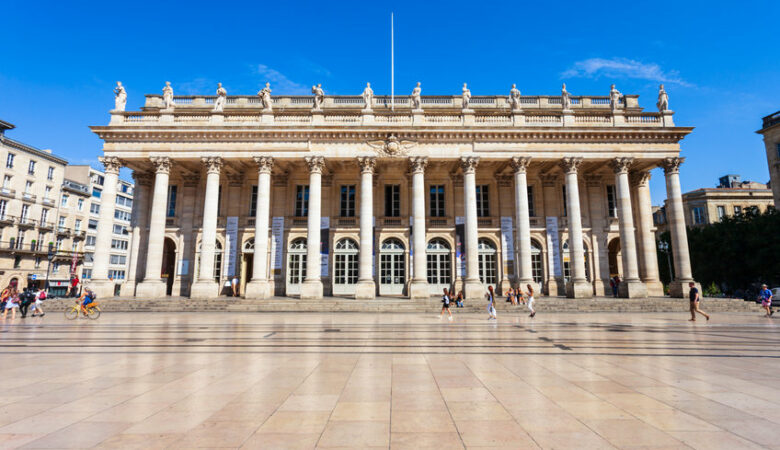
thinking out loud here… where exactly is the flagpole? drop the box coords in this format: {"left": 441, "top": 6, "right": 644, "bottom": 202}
{"left": 391, "top": 12, "right": 394, "bottom": 112}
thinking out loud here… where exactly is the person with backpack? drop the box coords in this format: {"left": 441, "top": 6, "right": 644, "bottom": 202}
{"left": 80, "top": 288, "right": 97, "bottom": 315}
{"left": 31, "top": 288, "right": 46, "bottom": 317}
{"left": 18, "top": 287, "right": 34, "bottom": 318}
{"left": 439, "top": 288, "right": 453, "bottom": 321}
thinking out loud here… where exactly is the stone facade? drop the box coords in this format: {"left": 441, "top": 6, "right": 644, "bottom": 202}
{"left": 90, "top": 85, "right": 695, "bottom": 299}
{"left": 758, "top": 110, "right": 780, "bottom": 206}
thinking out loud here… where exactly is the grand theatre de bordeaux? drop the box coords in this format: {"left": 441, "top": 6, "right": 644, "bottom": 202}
{"left": 88, "top": 81, "right": 696, "bottom": 301}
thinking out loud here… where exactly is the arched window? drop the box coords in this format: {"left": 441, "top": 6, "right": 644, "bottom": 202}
{"left": 530, "top": 239, "right": 543, "bottom": 284}
{"left": 427, "top": 238, "right": 451, "bottom": 292}
{"left": 477, "top": 238, "right": 498, "bottom": 286}
{"left": 379, "top": 238, "right": 405, "bottom": 295}
{"left": 334, "top": 238, "right": 359, "bottom": 291}
{"left": 288, "top": 238, "right": 307, "bottom": 285}
{"left": 197, "top": 240, "right": 223, "bottom": 281}
{"left": 562, "top": 240, "right": 590, "bottom": 282}
{"left": 243, "top": 238, "right": 255, "bottom": 253}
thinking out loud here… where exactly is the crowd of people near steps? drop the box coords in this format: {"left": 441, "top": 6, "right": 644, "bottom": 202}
{"left": 439, "top": 283, "right": 537, "bottom": 321}
{"left": 0, "top": 275, "right": 101, "bottom": 321}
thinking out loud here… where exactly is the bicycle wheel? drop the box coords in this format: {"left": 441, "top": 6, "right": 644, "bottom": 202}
{"left": 86, "top": 307, "right": 101, "bottom": 320}
{"left": 64, "top": 307, "right": 78, "bottom": 320}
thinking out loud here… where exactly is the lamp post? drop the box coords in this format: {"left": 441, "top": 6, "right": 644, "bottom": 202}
{"left": 44, "top": 242, "right": 54, "bottom": 294}
{"left": 657, "top": 240, "right": 673, "bottom": 284}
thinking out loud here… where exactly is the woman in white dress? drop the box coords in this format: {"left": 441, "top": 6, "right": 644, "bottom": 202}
{"left": 526, "top": 284, "right": 536, "bottom": 318}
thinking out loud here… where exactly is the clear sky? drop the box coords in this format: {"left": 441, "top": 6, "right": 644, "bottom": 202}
{"left": 1, "top": 0, "right": 778, "bottom": 203}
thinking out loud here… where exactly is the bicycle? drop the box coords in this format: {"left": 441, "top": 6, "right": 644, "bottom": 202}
{"left": 64, "top": 300, "right": 101, "bottom": 320}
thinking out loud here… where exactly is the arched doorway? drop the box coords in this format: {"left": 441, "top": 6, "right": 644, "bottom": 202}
{"left": 562, "top": 240, "right": 591, "bottom": 283}
{"left": 286, "top": 238, "right": 307, "bottom": 296}
{"left": 379, "top": 238, "right": 405, "bottom": 296}
{"left": 608, "top": 238, "right": 621, "bottom": 277}
{"left": 333, "top": 238, "right": 359, "bottom": 296}
{"left": 477, "top": 238, "right": 498, "bottom": 291}
{"left": 241, "top": 238, "right": 254, "bottom": 296}
{"left": 426, "top": 238, "right": 451, "bottom": 295}
{"left": 162, "top": 237, "right": 176, "bottom": 296}
{"left": 530, "top": 239, "right": 544, "bottom": 286}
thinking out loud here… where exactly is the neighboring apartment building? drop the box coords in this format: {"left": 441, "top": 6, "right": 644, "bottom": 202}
{"left": 65, "top": 165, "right": 134, "bottom": 295}
{"left": 0, "top": 118, "right": 75, "bottom": 293}
{"left": 654, "top": 175, "right": 775, "bottom": 233}
{"left": 758, "top": 110, "right": 780, "bottom": 206}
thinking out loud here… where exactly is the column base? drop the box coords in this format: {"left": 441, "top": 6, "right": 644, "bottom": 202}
{"left": 644, "top": 280, "right": 665, "bottom": 297}
{"left": 245, "top": 280, "right": 272, "bottom": 299}
{"left": 618, "top": 279, "right": 648, "bottom": 298}
{"left": 668, "top": 280, "right": 699, "bottom": 298}
{"left": 545, "top": 279, "right": 559, "bottom": 296}
{"left": 566, "top": 279, "right": 593, "bottom": 298}
{"left": 355, "top": 280, "right": 376, "bottom": 299}
{"left": 300, "top": 280, "right": 323, "bottom": 299}
{"left": 190, "top": 281, "right": 220, "bottom": 299}
{"left": 593, "top": 279, "right": 608, "bottom": 296}
{"left": 464, "top": 279, "right": 484, "bottom": 301}
{"left": 89, "top": 279, "right": 117, "bottom": 298}
{"left": 499, "top": 278, "right": 511, "bottom": 295}
{"left": 408, "top": 280, "right": 430, "bottom": 299}
{"left": 120, "top": 281, "right": 137, "bottom": 297}
{"left": 136, "top": 280, "right": 167, "bottom": 299}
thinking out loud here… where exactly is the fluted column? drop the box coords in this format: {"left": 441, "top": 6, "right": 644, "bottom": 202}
{"left": 136, "top": 157, "right": 171, "bottom": 298}
{"left": 511, "top": 157, "right": 533, "bottom": 287}
{"left": 633, "top": 171, "right": 664, "bottom": 296}
{"left": 356, "top": 156, "right": 376, "bottom": 299}
{"left": 190, "top": 157, "right": 223, "bottom": 298}
{"left": 612, "top": 157, "right": 647, "bottom": 298}
{"left": 560, "top": 157, "right": 592, "bottom": 298}
{"left": 461, "top": 156, "right": 482, "bottom": 300}
{"left": 90, "top": 156, "right": 122, "bottom": 298}
{"left": 662, "top": 157, "right": 696, "bottom": 297}
{"left": 408, "top": 157, "right": 429, "bottom": 298}
{"left": 125, "top": 171, "right": 152, "bottom": 296}
{"left": 585, "top": 175, "right": 610, "bottom": 295}
{"left": 246, "top": 156, "right": 274, "bottom": 299}
{"left": 301, "top": 156, "right": 324, "bottom": 299}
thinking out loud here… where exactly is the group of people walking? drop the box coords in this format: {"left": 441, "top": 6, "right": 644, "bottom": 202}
{"left": 439, "top": 284, "right": 537, "bottom": 321}
{"left": 1, "top": 280, "right": 46, "bottom": 320}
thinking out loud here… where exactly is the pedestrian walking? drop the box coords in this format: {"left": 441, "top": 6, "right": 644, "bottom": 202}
{"left": 689, "top": 282, "right": 710, "bottom": 322}
{"left": 30, "top": 288, "right": 46, "bottom": 317}
{"left": 18, "top": 287, "right": 34, "bottom": 318}
{"left": 486, "top": 285, "right": 497, "bottom": 320}
{"left": 439, "top": 288, "right": 453, "bottom": 321}
{"left": 2, "top": 286, "right": 19, "bottom": 320}
{"left": 69, "top": 275, "right": 80, "bottom": 298}
{"left": 610, "top": 276, "right": 620, "bottom": 298}
{"left": 526, "top": 284, "right": 536, "bottom": 318}
{"left": 759, "top": 284, "right": 773, "bottom": 317}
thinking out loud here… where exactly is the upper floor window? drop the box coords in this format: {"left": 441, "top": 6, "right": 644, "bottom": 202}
{"left": 77, "top": 198, "right": 84, "bottom": 211}
{"left": 5, "top": 153, "right": 15, "bottom": 168}
{"left": 429, "top": 185, "right": 445, "bottom": 217}
{"left": 3, "top": 175, "right": 11, "bottom": 189}
{"left": 166, "top": 185, "right": 177, "bottom": 217}
{"left": 340, "top": 185, "right": 356, "bottom": 217}
{"left": 24, "top": 180, "right": 32, "bottom": 194}
{"left": 691, "top": 207, "right": 705, "bottom": 224}
{"left": 734, "top": 205, "right": 742, "bottom": 215}
{"left": 88, "top": 219, "right": 98, "bottom": 230}
{"left": 74, "top": 219, "right": 82, "bottom": 232}
{"left": 90, "top": 203, "right": 100, "bottom": 215}
{"left": 27, "top": 160, "right": 36, "bottom": 175}
{"left": 92, "top": 188, "right": 102, "bottom": 198}
{"left": 717, "top": 205, "right": 726, "bottom": 220}
{"left": 384, "top": 184, "right": 400, "bottom": 217}
{"left": 44, "top": 186, "right": 51, "bottom": 199}
{"left": 606, "top": 185, "right": 618, "bottom": 218}
{"left": 116, "top": 195, "right": 132, "bottom": 207}
{"left": 476, "top": 185, "right": 490, "bottom": 217}
{"left": 527, "top": 186, "right": 536, "bottom": 217}
{"left": 47, "top": 166, "right": 54, "bottom": 180}
{"left": 249, "top": 185, "right": 258, "bottom": 217}
{"left": 114, "top": 210, "right": 131, "bottom": 221}
{"left": 295, "top": 185, "right": 309, "bottom": 217}
{"left": 61, "top": 194, "right": 69, "bottom": 207}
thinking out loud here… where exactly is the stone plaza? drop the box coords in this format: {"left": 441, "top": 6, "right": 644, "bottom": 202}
{"left": 87, "top": 81, "right": 697, "bottom": 301}
{"left": 0, "top": 311, "right": 778, "bottom": 448}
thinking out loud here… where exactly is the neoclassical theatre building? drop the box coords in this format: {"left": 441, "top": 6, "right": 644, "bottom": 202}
{"left": 89, "top": 82, "right": 696, "bottom": 300}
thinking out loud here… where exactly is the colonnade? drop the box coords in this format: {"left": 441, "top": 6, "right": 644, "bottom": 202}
{"left": 89, "top": 155, "right": 696, "bottom": 300}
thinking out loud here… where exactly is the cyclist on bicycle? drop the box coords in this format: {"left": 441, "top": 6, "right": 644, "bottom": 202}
{"left": 80, "top": 288, "right": 96, "bottom": 315}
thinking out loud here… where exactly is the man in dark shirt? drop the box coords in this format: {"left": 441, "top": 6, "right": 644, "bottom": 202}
{"left": 689, "top": 282, "right": 710, "bottom": 322}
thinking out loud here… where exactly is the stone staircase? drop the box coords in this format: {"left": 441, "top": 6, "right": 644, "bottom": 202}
{"left": 45, "top": 296, "right": 761, "bottom": 314}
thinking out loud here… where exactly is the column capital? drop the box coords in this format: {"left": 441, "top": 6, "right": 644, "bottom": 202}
{"left": 150, "top": 156, "right": 172, "bottom": 175}
{"left": 611, "top": 157, "right": 634, "bottom": 175}
{"left": 409, "top": 156, "right": 428, "bottom": 174}
{"left": 357, "top": 156, "right": 377, "bottom": 174}
{"left": 253, "top": 156, "right": 274, "bottom": 174}
{"left": 630, "top": 171, "right": 652, "bottom": 187}
{"left": 132, "top": 170, "right": 154, "bottom": 187}
{"left": 201, "top": 156, "right": 223, "bottom": 175}
{"left": 661, "top": 156, "right": 685, "bottom": 175}
{"left": 510, "top": 156, "right": 531, "bottom": 174}
{"left": 559, "top": 157, "right": 583, "bottom": 174}
{"left": 459, "top": 156, "right": 480, "bottom": 174}
{"left": 98, "top": 156, "right": 123, "bottom": 175}
{"left": 304, "top": 156, "right": 326, "bottom": 174}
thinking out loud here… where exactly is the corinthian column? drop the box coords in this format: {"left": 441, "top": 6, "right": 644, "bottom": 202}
{"left": 409, "top": 157, "right": 429, "bottom": 299}
{"left": 125, "top": 171, "right": 152, "bottom": 296}
{"left": 246, "top": 156, "right": 274, "bottom": 299}
{"left": 90, "top": 156, "right": 122, "bottom": 298}
{"left": 461, "top": 156, "right": 483, "bottom": 300}
{"left": 612, "top": 157, "right": 647, "bottom": 298}
{"left": 662, "top": 157, "right": 697, "bottom": 297}
{"left": 355, "top": 156, "right": 376, "bottom": 299}
{"left": 136, "top": 156, "right": 171, "bottom": 298}
{"left": 632, "top": 171, "right": 664, "bottom": 296}
{"left": 511, "top": 157, "right": 533, "bottom": 287}
{"left": 191, "top": 156, "right": 223, "bottom": 298}
{"left": 560, "top": 157, "right": 592, "bottom": 298}
{"left": 300, "top": 156, "right": 325, "bottom": 299}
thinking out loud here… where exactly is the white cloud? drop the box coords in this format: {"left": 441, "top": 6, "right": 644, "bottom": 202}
{"left": 252, "top": 64, "right": 310, "bottom": 95}
{"left": 562, "top": 57, "right": 692, "bottom": 87}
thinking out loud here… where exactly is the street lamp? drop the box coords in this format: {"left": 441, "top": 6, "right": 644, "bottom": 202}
{"left": 44, "top": 242, "right": 54, "bottom": 293}
{"left": 657, "top": 240, "right": 674, "bottom": 284}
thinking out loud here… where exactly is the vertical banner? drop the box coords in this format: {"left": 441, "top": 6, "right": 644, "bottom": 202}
{"left": 545, "top": 216, "right": 561, "bottom": 277}
{"left": 320, "top": 217, "right": 330, "bottom": 277}
{"left": 455, "top": 216, "right": 465, "bottom": 277}
{"left": 408, "top": 216, "right": 413, "bottom": 277}
{"left": 500, "top": 216, "right": 515, "bottom": 278}
{"left": 372, "top": 216, "right": 376, "bottom": 277}
{"left": 70, "top": 252, "right": 78, "bottom": 275}
{"left": 225, "top": 216, "right": 239, "bottom": 277}
{"left": 271, "top": 217, "right": 284, "bottom": 272}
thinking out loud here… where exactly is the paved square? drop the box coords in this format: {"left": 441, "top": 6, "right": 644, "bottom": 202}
{"left": 1, "top": 311, "right": 779, "bottom": 448}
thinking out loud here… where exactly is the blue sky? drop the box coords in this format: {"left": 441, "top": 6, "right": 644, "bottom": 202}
{"left": 1, "top": 0, "right": 778, "bottom": 204}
